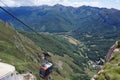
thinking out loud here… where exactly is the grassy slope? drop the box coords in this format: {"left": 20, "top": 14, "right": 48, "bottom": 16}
{"left": 95, "top": 40, "right": 120, "bottom": 80}
{"left": 0, "top": 21, "right": 90, "bottom": 80}
{"left": 73, "top": 32, "right": 120, "bottom": 61}
{"left": 0, "top": 21, "right": 43, "bottom": 78}
{"left": 96, "top": 52, "right": 120, "bottom": 80}
{"left": 20, "top": 32, "right": 91, "bottom": 80}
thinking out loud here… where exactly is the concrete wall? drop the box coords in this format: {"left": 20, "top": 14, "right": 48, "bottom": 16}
{"left": 1, "top": 72, "right": 16, "bottom": 80}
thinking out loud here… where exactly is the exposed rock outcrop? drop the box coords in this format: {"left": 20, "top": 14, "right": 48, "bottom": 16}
{"left": 106, "top": 41, "right": 120, "bottom": 62}
{"left": 91, "top": 40, "right": 120, "bottom": 80}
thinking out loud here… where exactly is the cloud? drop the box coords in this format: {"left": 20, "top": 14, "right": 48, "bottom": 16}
{"left": 61, "top": 0, "right": 103, "bottom": 8}
{"left": 0, "top": 0, "right": 35, "bottom": 7}
{"left": 0, "top": 0, "right": 103, "bottom": 7}
{"left": 33, "top": 0, "right": 62, "bottom": 6}
{"left": 114, "top": 0, "right": 120, "bottom": 3}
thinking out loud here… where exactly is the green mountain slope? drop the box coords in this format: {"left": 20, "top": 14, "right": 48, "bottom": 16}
{"left": 0, "top": 5, "right": 120, "bottom": 62}
{"left": 73, "top": 32, "right": 120, "bottom": 61}
{"left": 0, "top": 20, "right": 43, "bottom": 78}
{"left": 0, "top": 5, "right": 120, "bottom": 33}
{"left": 0, "top": 21, "right": 91, "bottom": 80}
{"left": 92, "top": 41, "right": 120, "bottom": 80}
{"left": 19, "top": 32, "right": 91, "bottom": 80}
{"left": 20, "top": 32, "right": 88, "bottom": 62}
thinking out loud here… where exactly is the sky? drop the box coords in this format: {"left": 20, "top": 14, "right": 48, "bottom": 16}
{"left": 0, "top": 0, "right": 120, "bottom": 10}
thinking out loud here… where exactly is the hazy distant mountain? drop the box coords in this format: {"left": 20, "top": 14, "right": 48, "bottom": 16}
{"left": 0, "top": 4, "right": 120, "bottom": 34}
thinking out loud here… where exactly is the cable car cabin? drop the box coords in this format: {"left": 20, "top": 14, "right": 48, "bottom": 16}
{"left": 39, "top": 62, "right": 53, "bottom": 79}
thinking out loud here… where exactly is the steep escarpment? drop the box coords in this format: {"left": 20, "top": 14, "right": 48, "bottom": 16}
{"left": 92, "top": 40, "right": 120, "bottom": 80}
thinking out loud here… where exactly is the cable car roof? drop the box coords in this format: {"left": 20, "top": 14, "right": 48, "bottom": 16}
{"left": 42, "top": 62, "right": 53, "bottom": 69}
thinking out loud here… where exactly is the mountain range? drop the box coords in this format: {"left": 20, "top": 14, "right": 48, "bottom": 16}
{"left": 0, "top": 4, "right": 120, "bottom": 61}
{"left": 0, "top": 4, "right": 120, "bottom": 34}
{"left": 0, "top": 4, "right": 120, "bottom": 80}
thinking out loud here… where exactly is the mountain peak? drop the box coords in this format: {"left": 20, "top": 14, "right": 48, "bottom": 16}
{"left": 53, "top": 4, "right": 66, "bottom": 8}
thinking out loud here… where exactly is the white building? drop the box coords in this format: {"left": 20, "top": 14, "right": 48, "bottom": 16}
{"left": 0, "top": 62, "right": 16, "bottom": 80}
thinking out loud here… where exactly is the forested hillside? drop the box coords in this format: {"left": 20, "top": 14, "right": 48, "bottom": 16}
{"left": 0, "top": 5, "right": 120, "bottom": 33}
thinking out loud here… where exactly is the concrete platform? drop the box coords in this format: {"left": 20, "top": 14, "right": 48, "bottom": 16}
{"left": 0, "top": 62, "right": 15, "bottom": 79}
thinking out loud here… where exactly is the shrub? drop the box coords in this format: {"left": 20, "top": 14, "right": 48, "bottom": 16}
{"left": 117, "top": 40, "right": 120, "bottom": 48}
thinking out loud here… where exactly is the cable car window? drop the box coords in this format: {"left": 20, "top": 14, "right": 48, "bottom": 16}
{"left": 45, "top": 66, "right": 53, "bottom": 76}
{"left": 40, "top": 69, "right": 44, "bottom": 77}
{"left": 45, "top": 68, "right": 50, "bottom": 76}
{"left": 50, "top": 65, "right": 53, "bottom": 72}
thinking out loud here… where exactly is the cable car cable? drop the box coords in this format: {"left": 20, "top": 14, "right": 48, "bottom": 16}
{"left": 0, "top": 2, "right": 53, "bottom": 80}
{"left": 0, "top": 0, "right": 34, "bottom": 32}
{"left": 0, "top": 1, "right": 49, "bottom": 49}
{"left": 0, "top": 6, "right": 41, "bottom": 36}
{"left": 0, "top": 0, "right": 9, "bottom": 8}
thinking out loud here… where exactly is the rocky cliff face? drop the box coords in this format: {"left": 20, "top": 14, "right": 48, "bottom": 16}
{"left": 91, "top": 40, "right": 120, "bottom": 80}
{"left": 106, "top": 41, "right": 120, "bottom": 62}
